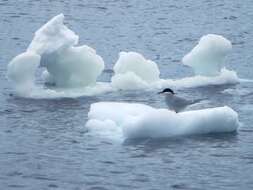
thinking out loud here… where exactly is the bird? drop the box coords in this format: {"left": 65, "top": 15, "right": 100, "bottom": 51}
{"left": 158, "top": 88, "right": 203, "bottom": 113}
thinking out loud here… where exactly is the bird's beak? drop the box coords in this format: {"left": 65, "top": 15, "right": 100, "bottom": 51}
{"left": 158, "top": 91, "right": 163, "bottom": 94}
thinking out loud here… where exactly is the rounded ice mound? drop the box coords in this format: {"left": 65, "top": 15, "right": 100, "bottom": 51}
{"left": 111, "top": 52, "right": 160, "bottom": 90}
{"left": 8, "top": 14, "right": 106, "bottom": 97}
{"left": 28, "top": 14, "right": 104, "bottom": 88}
{"left": 86, "top": 102, "right": 239, "bottom": 141}
{"left": 8, "top": 52, "right": 40, "bottom": 85}
{"left": 182, "top": 34, "right": 232, "bottom": 76}
{"left": 40, "top": 45, "right": 104, "bottom": 87}
{"left": 7, "top": 52, "right": 40, "bottom": 95}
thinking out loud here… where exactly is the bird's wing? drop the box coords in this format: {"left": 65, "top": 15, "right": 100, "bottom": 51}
{"left": 173, "top": 96, "right": 191, "bottom": 107}
{"left": 191, "top": 98, "right": 205, "bottom": 105}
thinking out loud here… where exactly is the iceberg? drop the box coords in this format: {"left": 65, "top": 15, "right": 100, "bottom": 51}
{"left": 7, "top": 13, "right": 240, "bottom": 99}
{"left": 111, "top": 35, "right": 238, "bottom": 91}
{"left": 111, "top": 52, "right": 160, "bottom": 90}
{"left": 7, "top": 52, "right": 41, "bottom": 96}
{"left": 86, "top": 102, "right": 239, "bottom": 140}
{"left": 7, "top": 14, "right": 107, "bottom": 98}
{"left": 27, "top": 14, "right": 78, "bottom": 55}
{"left": 182, "top": 34, "right": 232, "bottom": 76}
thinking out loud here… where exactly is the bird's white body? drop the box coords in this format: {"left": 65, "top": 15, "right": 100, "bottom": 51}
{"left": 164, "top": 93, "right": 200, "bottom": 113}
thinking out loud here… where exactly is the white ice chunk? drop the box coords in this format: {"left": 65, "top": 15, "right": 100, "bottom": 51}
{"left": 111, "top": 49, "right": 238, "bottom": 91}
{"left": 182, "top": 34, "right": 232, "bottom": 76}
{"left": 86, "top": 102, "right": 239, "bottom": 140}
{"left": 7, "top": 19, "right": 239, "bottom": 99}
{"left": 123, "top": 106, "right": 238, "bottom": 139}
{"left": 27, "top": 14, "right": 104, "bottom": 88}
{"left": 88, "top": 102, "right": 154, "bottom": 124}
{"left": 27, "top": 14, "right": 78, "bottom": 54}
{"left": 7, "top": 52, "right": 41, "bottom": 95}
{"left": 7, "top": 14, "right": 106, "bottom": 97}
{"left": 40, "top": 45, "right": 104, "bottom": 87}
{"left": 111, "top": 72, "right": 149, "bottom": 90}
{"left": 111, "top": 52, "right": 160, "bottom": 89}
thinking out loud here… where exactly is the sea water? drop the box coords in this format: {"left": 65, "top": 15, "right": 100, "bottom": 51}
{"left": 1, "top": 0, "right": 253, "bottom": 189}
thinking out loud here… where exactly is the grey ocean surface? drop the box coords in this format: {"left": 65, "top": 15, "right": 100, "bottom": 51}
{"left": 1, "top": 0, "right": 253, "bottom": 189}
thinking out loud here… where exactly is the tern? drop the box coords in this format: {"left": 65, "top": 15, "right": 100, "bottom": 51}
{"left": 158, "top": 88, "right": 203, "bottom": 113}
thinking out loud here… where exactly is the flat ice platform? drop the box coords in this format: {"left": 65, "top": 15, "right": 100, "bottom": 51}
{"left": 86, "top": 102, "right": 239, "bottom": 140}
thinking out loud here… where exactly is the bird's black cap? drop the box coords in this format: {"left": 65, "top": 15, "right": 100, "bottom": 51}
{"left": 158, "top": 88, "right": 175, "bottom": 94}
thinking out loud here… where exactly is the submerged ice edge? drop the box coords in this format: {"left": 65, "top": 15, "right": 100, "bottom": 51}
{"left": 7, "top": 14, "right": 240, "bottom": 99}
{"left": 86, "top": 102, "right": 239, "bottom": 141}
{"left": 112, "top": 67, "right": 239, "bottom": 91}
{"left": 239, "top": 78, "right": 253, "bottom": 83}
{"left": 12, "top": 82, "right": 114, "bottom": 99}
{"left": 8, "top": 69, "right": 240, "bottom": 99}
